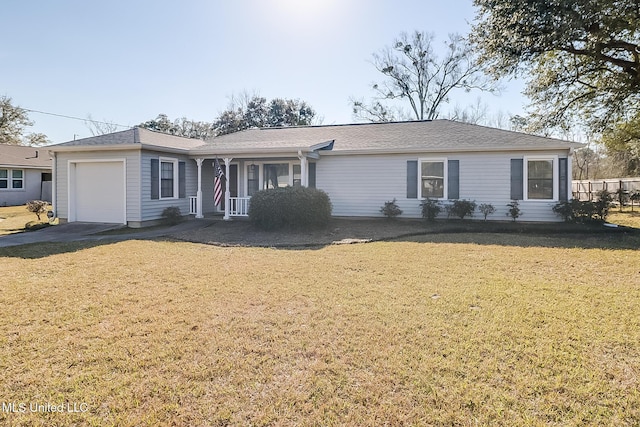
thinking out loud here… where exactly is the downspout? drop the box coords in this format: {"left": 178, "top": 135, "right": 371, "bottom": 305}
{"left": 51, "top": 151, "right": 57, "bottom": 218}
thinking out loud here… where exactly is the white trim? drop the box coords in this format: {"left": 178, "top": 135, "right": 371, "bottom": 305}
{"left": 0, "top": 168, "right": 25, "bottom": 191}
{"left": 195, "top": 158, "right": 204, "bottom": 219}
{"left": 159, "top": 157, "right": 179, "bottom": 200}
{"left": 243, "top": 160, "right": 302, "bottom": 196}
{"left": 523, "top": 155, "right": 559, "bottom": 201}
{"left": 67, "top": 158, "right": 127, "bottom": 224}
{"left": 418, "top": 157, "right": 448, "bottom": 200}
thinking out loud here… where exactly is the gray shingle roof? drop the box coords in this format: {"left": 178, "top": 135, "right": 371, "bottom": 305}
{"left": 196, "top": 119, "right": 580, "bottom": 154}
{"left": 0, "top": 144, "right": 52, "bottom": 168}
{"left": 48, "top": 120, "right": 581, "bottom": 156}
{"left": 51, "top": 128, "right": 205, "bottom": 151}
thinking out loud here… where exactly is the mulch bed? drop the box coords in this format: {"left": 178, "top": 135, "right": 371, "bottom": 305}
{"left": 169, "top": 218, "right": 637, "bottom": 248}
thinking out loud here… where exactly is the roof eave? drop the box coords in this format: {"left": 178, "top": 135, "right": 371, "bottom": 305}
{"left": 48, "top": 144, "right": 141, "bottom": 153}
{"left": 321, "top": 144, "right": 581, "bottom": 156}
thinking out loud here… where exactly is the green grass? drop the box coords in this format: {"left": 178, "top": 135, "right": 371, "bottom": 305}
{"left": 1, "top": 235, "right": 639, "bottom": 426}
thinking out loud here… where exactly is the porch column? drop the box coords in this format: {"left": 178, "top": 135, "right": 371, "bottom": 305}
{"left": 195, "top": 158, "right": 204, "bottom": 218}
{"left": 223, "top": 157, "right": 232, "bottom": 220}
{"left": 298, "top": 151, "right": 308, "bottom": 187}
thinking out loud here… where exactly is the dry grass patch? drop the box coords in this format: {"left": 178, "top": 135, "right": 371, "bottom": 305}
{"left": 1, "top": 237, "right": 639, "bottom": 426}
{"left": 608, "top": 206, "right": 640, "bottom": 229}
{"left": 0, "top": 205, "right": 49, "bottom": 235}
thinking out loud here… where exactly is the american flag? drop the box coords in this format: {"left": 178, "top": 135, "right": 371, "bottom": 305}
{"left": 213, "top": 158, "right": 225, "bottom": 207}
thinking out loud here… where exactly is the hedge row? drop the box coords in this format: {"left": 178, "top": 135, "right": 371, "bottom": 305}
{"left": 248, "top": 186, "right": 332, "bottom": 230}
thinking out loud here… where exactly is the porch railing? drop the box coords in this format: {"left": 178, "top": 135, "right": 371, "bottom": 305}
{"left": 189, "top": 196, "right": 198, "bottom": 215}
{"left": 188, "top": 196, "right": 250, "bottom": 217}
{"left": 229, "top": 197, "right": 250, "bottom": 217}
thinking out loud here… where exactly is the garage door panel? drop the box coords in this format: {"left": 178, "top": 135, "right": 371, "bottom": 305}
{"left": 74, "top": 162, "right": 125, "bottom": 223}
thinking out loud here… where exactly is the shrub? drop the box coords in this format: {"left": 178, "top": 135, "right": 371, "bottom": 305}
{"left": 615, "top": 188, "right": 628, "bottom": 212}
{"left": 449, "top": 199, "right": 476, "bottom": 220}
{"left": 552, "top": 200, "right": 575, "bottom": 222}
{"left": 380, "top": 198, "right": 403, "bottom": 219}
{"left": 478, "top": 203, "right": 496, "bottom": 221}
{"left": 630, "top": 190, "right": 640, "bottom": 211}
{"left": 161, "top": 206, "right": 182, "bottom": 225}
{"left": 249, "top": 186, "right": 332, "bottom": 230}
{"left": 553, "top": 199, "right": 599, "bottom": 223}
{"left": 420, "top": 198, "right": 441, "bottom": 222}
{"left": 26, "top": 200, "right": 48, "bottom": 221}
{"left": 25, "top": 221, "right": 50, "bottom": 231}
{"left": 594, "top": 190, "right": 613, "bottom": 221}
{"left": 506, "top": 199, "right": 521, "bottom": 222}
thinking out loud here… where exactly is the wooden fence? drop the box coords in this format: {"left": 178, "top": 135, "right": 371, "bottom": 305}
{"left": 572, "top": 178, "right": 640, "bottom": 201}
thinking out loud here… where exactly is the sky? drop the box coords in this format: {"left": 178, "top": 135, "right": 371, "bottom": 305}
{"left": 2, "top": 0, "right": 527, "bottom": 144}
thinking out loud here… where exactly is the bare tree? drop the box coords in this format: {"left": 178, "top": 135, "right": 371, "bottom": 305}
{"left": 84, "top": 114, "right": 122, "bottom": 136}
{"left": 351, "top": 31, "right": 499, "bottom": 122}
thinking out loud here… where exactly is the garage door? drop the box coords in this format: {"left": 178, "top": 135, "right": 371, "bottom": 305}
{"left": 73, "top": 161, "right": 125, "bottom": 223}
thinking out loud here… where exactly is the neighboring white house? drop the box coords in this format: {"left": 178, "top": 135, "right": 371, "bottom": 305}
{"left": 0, "top": 143, "right": 52, "bottom": 206}
{"left": 48, "top": 120, "right": 581, "bottom": 226}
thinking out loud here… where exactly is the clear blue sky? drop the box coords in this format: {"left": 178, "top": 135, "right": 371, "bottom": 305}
{"left": 2, "top": 0, "right": 526, "bottom": 143}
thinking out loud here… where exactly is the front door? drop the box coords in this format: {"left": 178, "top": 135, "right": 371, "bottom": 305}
{"left": 219, "top": 164, "right": 238, "bottom": 211}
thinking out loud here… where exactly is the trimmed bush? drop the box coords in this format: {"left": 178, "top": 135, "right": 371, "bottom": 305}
{"left": 421, "top": 198, "right": 441, "bottom": 222}
{"left": 249, "top": 186, "right": 332, "bottom": 230}
{"left": 161, "top": 206, "right": 182, "bottom": 225}
{"left": 449, "top": 199, "right": 476, "bottom": 220}
{"left": 380, "top": 198, "right": 403, "bottom": 219}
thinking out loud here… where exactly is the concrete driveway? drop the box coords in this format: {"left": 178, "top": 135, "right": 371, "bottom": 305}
{"left": 0, "top": 220, "right": 210, "bottom": 248}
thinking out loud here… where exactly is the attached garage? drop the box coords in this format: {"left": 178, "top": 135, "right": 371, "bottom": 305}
{"left": 69, "top": 160, "right": 126, "bottom": 224}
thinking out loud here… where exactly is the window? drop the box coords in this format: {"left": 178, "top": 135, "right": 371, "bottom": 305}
{"left": 160, "top": 159, "right": 178, "bottom": 199}
{"left": 293, "top": 164, "right": 302, "bottom": 187}
{"left": 420, "top": 160, "right": 446, "bottom": 199}
{"left": 263, "top": 163, "right": 289, "bottom": 189}
{"left": 247, "top": 164, "right": 259, "bottom": 196}
{"left": 12, "top": 170, "right": 23, "bottom": 189}
{"left": 527, "top": 159, "right": 554, "bottom": 200}
{"left": 0, "top": 169, "right": 24, "bottom": 190}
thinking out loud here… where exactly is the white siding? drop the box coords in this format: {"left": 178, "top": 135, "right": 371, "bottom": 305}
{"left": 55, "top": 150, "right": 141, "bottom": 222}
{"left": 317, "top": 150, "right": 570, "bottom": 222}
{"left": 140, "top": 151, "right": 196, "bottom": 221}
{"left": 0, "top": 168, "right": 49, "bottom": 206}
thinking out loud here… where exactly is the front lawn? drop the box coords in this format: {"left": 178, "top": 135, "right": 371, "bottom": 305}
{"left": 0, "top": 205, "right": 50, "bottom": 235}
{"left": 1, "top": 236, "right": 639, "bottom": 426}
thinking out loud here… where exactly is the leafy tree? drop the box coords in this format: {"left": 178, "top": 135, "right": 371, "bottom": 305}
{"left": 140, "top": 114, "right": 216, "bottom": 139}
{"left": 213, "top": 95, "right": 317, "bottom": 136}
{"left": 471, "top": 0, "right": 640, "bottom": 134}
{"left": 351, "top": 31, "right": 498, "bottom": 122}
{"left": 600, "top": 114, "right": 640, "bottom": 176}
{"left": 0, "top": 96, "right": 49, "bottom": 145}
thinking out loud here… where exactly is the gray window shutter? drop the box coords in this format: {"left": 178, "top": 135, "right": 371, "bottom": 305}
{"left": 510, "top": 159, "right": 524, "bottom": 200}
{"left": 448, "top": 160, "right": 459, "bottom": 199}
{"left": 308, "top": 163, "right": 316, "bottom": 188}
{"left": 178, "top": 161, "right": 186, "bottom": 198}
{"left": 559, "top": 157, "right": 568, "bottom": 201}
{"left": 407, "top": 160, "right": 418, "bottom": 198}
{"left": 151, "top": 159, "right": 159, "bottom": 200}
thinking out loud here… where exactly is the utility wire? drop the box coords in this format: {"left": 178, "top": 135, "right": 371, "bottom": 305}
{"left": 23, "top": 108, "right": 131, "bottom": 129}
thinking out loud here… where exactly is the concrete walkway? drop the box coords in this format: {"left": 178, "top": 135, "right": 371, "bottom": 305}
{"left": 0, "top": 219, "right": 212, "bottom": 248}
